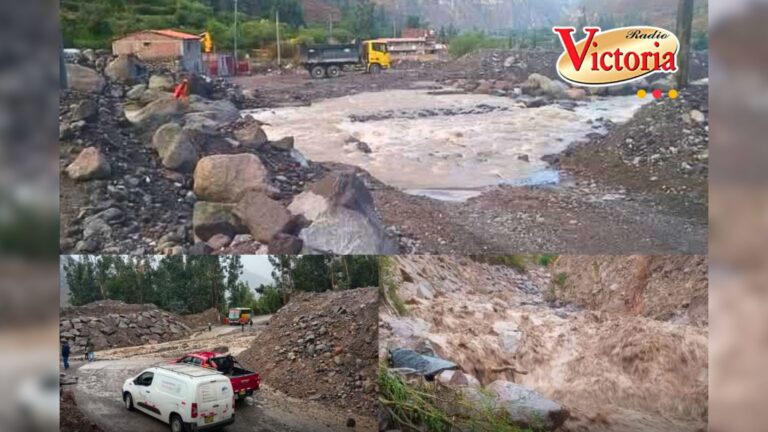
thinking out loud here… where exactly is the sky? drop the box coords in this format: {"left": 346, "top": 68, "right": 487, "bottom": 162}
{"left": 242, "top": 255, "right": 275, "bottom": 285}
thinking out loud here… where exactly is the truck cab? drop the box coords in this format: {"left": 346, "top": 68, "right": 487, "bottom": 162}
{"left": 362, "top": 40, "right": 391, "bottom": 73}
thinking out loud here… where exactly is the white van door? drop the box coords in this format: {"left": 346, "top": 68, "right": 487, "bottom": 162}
{"left": 134, "top": 371, "right": 162, "bottom": 419}
{"left": 195, "top": 379, "right": 233, "bottom": 427}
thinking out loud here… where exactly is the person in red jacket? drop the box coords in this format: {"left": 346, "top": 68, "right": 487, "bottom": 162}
{"left": 173, "top": 78, "right": 189, "bottom": 100}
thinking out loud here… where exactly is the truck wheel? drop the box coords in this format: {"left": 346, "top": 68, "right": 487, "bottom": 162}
{"left": 310, "top": 65, "right": 326, "bottom": 79}
{"left": 369, "top": 64, "right": 382, "bottom": 74}
{"left": 170, "top": 414, "right": 187, "bottom": 432}
{"left": 326, "top": 65, "right": 341, "bottom": 78}
{"left": 124, "top": 393, "right": 134, "bottom": 411}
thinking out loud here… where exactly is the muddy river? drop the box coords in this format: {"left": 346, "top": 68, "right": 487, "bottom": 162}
{"left": 246, "top": 89, "right": 647, "bottom": 200}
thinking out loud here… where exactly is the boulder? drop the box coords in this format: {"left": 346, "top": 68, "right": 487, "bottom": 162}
{"left": 268, "top": 233, "right": 303, "bottom": 254}
{"left": 564, "top": 88, "right": 587, "bottom": 100}
{"left": 233, "top": 118, "right": 268, "bottom": 148}
{"left": 126, "top": 84, "right": 147, "bottom": 100}
{"left": 271, "top": 136, "right": 295, "bottom": 151}
{"left": 72, "top": 100, "right": 98, "bottom": 122}
{"left": 206, "top": 233, "right": 232, "bottom": 250}
{"left": 192, "top": 202, "right": 245, "bottom": 241}
{"left": 486, "top": 380, "right": 569, "bottom": 429}
{"left": 104, "top": 55, "right": 144, "bottom": 84}
{"left": 233, "top": 190, "right": 293, "bottom": 243}
{"left": 148, "top": 74, "right": 175, "bottom": 91}
{"left": 193, "top": 154, "right": 269, "bottom": 203}
{"left": 187, "top": 96, "right": 240, "bottom": 124}
{"left": 66, "top": 64, "right": 105, "bottom": 93}
{"left": 66, "top": 147, "right": 111, "bottom": 181}
{"left": 138, "top": 88, "right": 168, "bottom": 105}
{"left": 288, "top": 172, "right": 396, "bottom": 254}
{"left": 151, "top": 123, "right": 198, "bottom": 172}
{"left": 129, "top": 95, "right": 186, "bottom": 129}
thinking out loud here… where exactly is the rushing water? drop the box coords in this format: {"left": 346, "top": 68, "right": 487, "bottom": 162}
{"left": 245, "top": 89, "right": 647, "bottom": 200}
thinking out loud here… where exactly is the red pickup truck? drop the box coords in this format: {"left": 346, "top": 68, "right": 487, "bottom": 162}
{"left": 172, "top": 351, "right": 260, "bottom": 399}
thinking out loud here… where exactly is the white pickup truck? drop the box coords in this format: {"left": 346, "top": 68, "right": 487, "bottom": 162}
{"left": 122, "top": 364, "right": 235, "bottom": 432}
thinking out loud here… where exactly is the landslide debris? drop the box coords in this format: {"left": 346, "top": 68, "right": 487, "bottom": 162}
{"left": 379, "top": 255, "right": 708, "bottom": 432}
{"left": 238, "top": 287, "right": 378, "bottom": 418}
{"left": 59, "top": 300, "right": 193, "bottom": 353}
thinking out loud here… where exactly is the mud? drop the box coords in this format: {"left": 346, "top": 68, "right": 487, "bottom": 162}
{"left": 380, "top": 256, "right": 708, "bottom": 432}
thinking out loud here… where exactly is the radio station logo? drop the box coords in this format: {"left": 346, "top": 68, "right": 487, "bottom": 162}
{"left": 552, "top": 26, "right": 679, "bottom": 87}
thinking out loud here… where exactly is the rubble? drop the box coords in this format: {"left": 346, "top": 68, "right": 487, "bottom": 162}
{"left": 59, "top": 300, "right": 192, "bottom": 353}
{"left": 238, "top": 287, "right": 378, "bottom": 417}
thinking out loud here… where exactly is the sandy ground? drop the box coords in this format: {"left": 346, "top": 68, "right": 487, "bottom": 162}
{"left": 65, "top": 321, "right": 376, "bottom": 432}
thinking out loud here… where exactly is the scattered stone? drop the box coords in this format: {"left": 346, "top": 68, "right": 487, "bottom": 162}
{"left": 233, "top": 118, "right": 268, "bottom": 148}
{"left": 72, "top": 100, "right": 98, "bottom": 122}
{"left": 66, "top": 147, "right": 111, "bottom": 181}
{"left": 66, "top": 64, "right": 105, "bottom": 93}
{"left": 207, "top": 233, "right": 232, "bottom": 250}
{"left": 271, "top": 136, "right": 295, "bottom": 151}
{"left": 268, "top": 233, "right": 303, "bottom": 254}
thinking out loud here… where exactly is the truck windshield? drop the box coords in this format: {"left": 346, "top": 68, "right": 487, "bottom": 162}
{"left": 372, "top": 43, "right": 387, "bottom": 53}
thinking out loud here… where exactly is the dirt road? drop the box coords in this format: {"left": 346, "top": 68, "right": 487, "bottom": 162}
{"left": 68, "top": 323, "right": 375, "bottom": 432}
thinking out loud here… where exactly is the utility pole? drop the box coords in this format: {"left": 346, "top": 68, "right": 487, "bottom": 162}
{"left": 276, "top": 10, "right": 281, "bottom": 69}
{"left": 233, "top": 0, "right": 238, "bottom": 76}
{"left": 329, "top": 14, "right": 333, "bottom": 41}
{"left": 675, "top": 0, "right": 694, "bottom": 88}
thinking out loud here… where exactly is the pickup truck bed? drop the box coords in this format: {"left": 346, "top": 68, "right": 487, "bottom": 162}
{"left": 173, "top": 352, "right": 260, "bottom": 399}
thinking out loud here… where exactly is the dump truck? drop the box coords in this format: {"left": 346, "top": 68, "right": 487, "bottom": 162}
{"left": 300, "top": 40, "right": 390, "bottom": 79}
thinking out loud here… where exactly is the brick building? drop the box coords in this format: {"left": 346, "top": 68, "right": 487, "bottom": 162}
{"left": 112, "top": 29, "right": 203, "bottom": 73}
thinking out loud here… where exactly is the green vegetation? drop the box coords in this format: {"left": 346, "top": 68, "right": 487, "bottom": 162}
{"left": 379, "top": 256, "right": 407, "bottom": 316}
{"left": 63, "top": 255, "right": 378, "bottom": 315}
{"left": 553, "top": 272, "right": 568, "bottom": 288}
{"left": 61, "top": 0, "right": 393, "bottom": 52}
{"left": 537, "top": 254, "right": 557, "bottom": 267}
{"left": 379, "top": 367, "right": 531, "bottom": 432}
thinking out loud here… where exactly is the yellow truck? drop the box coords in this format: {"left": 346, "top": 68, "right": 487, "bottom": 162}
{"left": 300, "top": 40, "right": 390, "bottom": 79}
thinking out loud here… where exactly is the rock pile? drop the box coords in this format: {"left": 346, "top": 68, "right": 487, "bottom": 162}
{"left": 60, "top": 57, "right": 396, "bottom": 255}
{"left": 59, "top": 300, "right": 192, "bottom": 353}
{"left": 238, "top": 287, "right": 378, "bottom": 417}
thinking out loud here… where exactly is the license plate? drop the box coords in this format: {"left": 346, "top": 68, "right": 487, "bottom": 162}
{"left": 204, "top": 415, "right": 214, "bottom": 424}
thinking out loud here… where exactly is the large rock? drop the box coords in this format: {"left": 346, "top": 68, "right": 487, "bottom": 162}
{"left": 187, "top": 97, "right": 240, "bottom": 124}
{"left": 66, "top": 147, "right": 111, "bottom": 181}
{"left": 148, "top": 74, "right": 175, "bottom": 91}
{"left": 126, "top": 84, "right": 147, "bottom": 100}
{"left": 66, "top": 64, "right": 105, "bottom": 93}
{"left": 233, "top": 190, "right": 292, "bottom": 243}
{"left": 104, "top": 55, "right": 144, "bottom": 84}
{"left": 523, "top": 73, "right": 568, "bottom": 98}
{"left": 486, "top": 380, "right": 569, "bottom": 429}
{"left": 151, "top": 123, "right": 198, "bottom": 172}
{"left": 192, "top": 202, "right": 246, "bottom": 241}
{"left": 288, "top": 172, "right": 397, "bottom": 254}
{"left": 233, "top": 118, "right": 268, "bottom": 148}
{"left": 193, "top": 154, "right": 269, "bottom": 203}
{"left": 129, "top": 95, "right": 186, "bottom": 129}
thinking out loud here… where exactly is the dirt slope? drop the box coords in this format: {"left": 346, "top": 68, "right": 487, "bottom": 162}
{"left": 550, "top": 255, "right": 708, "bottom": 326}
{"left": 239, "top": 287, "right": 378, "bottom": 418}
{"left": 380, "top": 255, "right": 708, "bottom": 432}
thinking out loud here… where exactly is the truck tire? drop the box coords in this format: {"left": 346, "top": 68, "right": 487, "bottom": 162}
{"left": 326, "top": 65, "right": 341, "bottom": 78}
{"left": 310, "top": 65, "right": 326, "bottom": 79}
{"left": 369, "top": 63, "right": 382, "bottom": 74}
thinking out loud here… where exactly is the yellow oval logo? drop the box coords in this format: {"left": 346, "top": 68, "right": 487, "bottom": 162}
{"left": 553, "top": 26, "right": 679, "bottom": 86}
